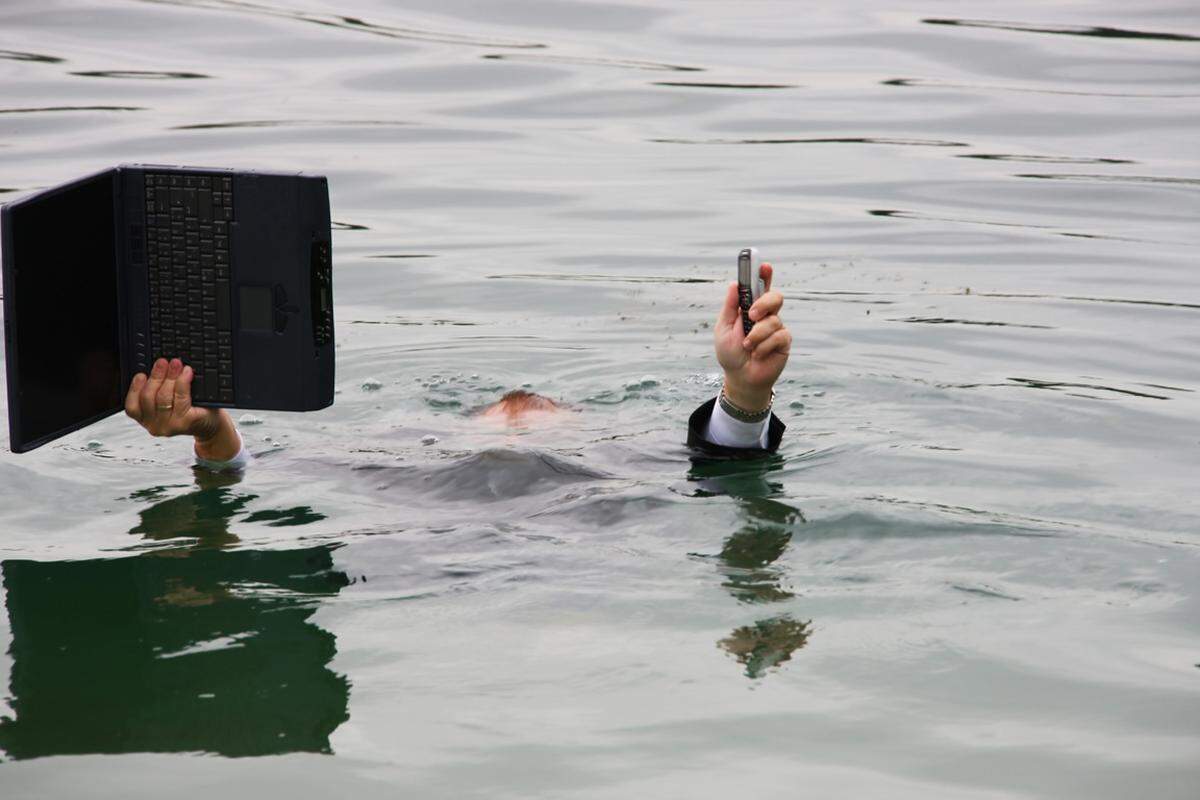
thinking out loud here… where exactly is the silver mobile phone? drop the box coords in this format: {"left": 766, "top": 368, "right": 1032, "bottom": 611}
{"left": 737, "top": 247, "right": 763, "bottom": 334}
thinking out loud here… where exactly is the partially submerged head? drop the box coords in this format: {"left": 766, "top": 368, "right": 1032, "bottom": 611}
{"left": 478, "top": 389, "right": 562, "bottom": 424}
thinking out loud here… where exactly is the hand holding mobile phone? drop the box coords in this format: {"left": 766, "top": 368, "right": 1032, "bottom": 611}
{"left": 737, "top": 247, "right": 764, "bottom": 335}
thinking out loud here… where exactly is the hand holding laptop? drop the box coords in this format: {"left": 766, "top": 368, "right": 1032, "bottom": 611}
{"left": 125, "top": 358, "right": 241, "bottom": 462}
{"left": 3, "top": 165, "right": 334, "bottom": 453}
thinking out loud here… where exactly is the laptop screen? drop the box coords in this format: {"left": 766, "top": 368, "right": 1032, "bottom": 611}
{"left": 3, "top": 170, "right": 122, "bottom": 452}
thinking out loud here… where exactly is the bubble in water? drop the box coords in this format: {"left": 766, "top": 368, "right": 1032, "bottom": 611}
{"left": 421, "top": 434, "right": 439, "bottom": 446}
{"left": 239, "top": 414, "right": 263, "bottom": 426}
{"left": 625, "top": 375, "right": 659, "bottom": 391}
{"left": 361, "top": 378, "right": 383, "bottom": 392}
{"left": 85, "top": 440, "right": 103, "bottom": 451}
{"left": 684, "top": 373, "right": 722, "bottom": 387}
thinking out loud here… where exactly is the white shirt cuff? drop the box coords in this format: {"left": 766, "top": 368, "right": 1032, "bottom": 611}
{"left": 194, "top": 431, "right": 251, "bottom": 472}
{"left": 704, "top": 396, "right": 770, "bottom": 449}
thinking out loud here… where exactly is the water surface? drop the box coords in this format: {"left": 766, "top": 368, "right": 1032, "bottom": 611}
{"left": 1, "top": 1, "right": 1198, "bottom": 797}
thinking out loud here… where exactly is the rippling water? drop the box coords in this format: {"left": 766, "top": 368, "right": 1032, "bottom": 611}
{"left": 1, "top": 1, "right": 1199, "bottom": 796}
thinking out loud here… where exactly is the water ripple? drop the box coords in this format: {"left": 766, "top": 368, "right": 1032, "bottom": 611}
{"left": 70, "top": 70, "right": 209, "bottom": 79}
{"left": 0, "top": 49, "right": 65, "bottom": 63}
{"left": 171, "top": 118, "right": 412, "bottom": 130}
{"left": 882, "top": 77, "right": 1200, "bottom": 99}
{"left": 0, "top": 105, "right": 146, "bottom": 114}
{"left": 891, "top": 317, "right": 1054, "bottom": 330}
{"left": 1015, "top": 173, "right": 1200, "bottom": 187}
{"left": 867, "top": 208, "right": 1154, "bottom": 242}
{"left": 922, "top": 18, "right": 1200, "bottom": 43}
{"left": 140, "top": 0, "right": 547, "bottom": 49}
{"left": 481, "top": 52, "right": 702, "bottom": 72}
{"left": 958, "top": 153, "right": 1135, "bottom": 165}
{"left": 486, "top": 272, "right": 718, "bottom": 285}
{"left": 949, "top": 377, "right": 1172, "bottom": 401}
{"left": 354, "top": 449, "right": 609, "bottom": 503}
{"left": 651, "top": 81, "right": 796, "bottom": 90}
{"left": 652, "top": 136, "right": 969, "bottom": 147}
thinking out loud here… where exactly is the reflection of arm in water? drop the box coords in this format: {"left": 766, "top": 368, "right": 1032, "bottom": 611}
{"left": 0, "top": 545, "right": 350, "bottom": 759}
{"left": 688, "top": 261, "right": 791, "bottom": 456}
{"left": 688, "top": 441, "right": 811, "bottom": 678}
{"left": 125, "top": 357, "right": 248, "bottom": 469}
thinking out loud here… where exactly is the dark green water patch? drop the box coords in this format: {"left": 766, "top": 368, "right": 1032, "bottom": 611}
{"left": 0, "top": 545, "right": 350, "bottom": 759}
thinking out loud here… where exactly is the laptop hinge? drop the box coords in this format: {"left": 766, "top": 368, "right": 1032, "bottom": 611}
{"left": 115, "top": 167, "right": 151, "bottom": 384}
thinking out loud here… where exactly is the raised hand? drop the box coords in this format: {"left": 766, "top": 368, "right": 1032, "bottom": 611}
{"left": 125, "top": 358, "right": 240, "bottom": 460}
{"left": 713, "top": 263, "right": 791, "bottom": 412}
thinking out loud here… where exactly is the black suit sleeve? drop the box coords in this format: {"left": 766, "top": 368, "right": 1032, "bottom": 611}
{"left": 686, "top": 398, "right": 786, "bottom": 458}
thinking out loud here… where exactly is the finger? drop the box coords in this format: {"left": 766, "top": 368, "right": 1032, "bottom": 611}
{"left": 751, "top": 328, "right": 792, "bottom": 360}
{"left": 156, "top": 358, "right": 182, "bottom": 413}
{"left": 140, "top": 358, "right": 168, "bottom": 420}
{"left": 742, "top": 315, "right": 782, "bottom": 350}
{"left": 749, "top": 290, "right": 784, "bottom": 322}
{"left": 760, "top": 262, "right": 773, "bottom": 293}
{"left": 173, "top": 364, "right": 195, "bottom": 417}
{"left": 716, "top": 281, "right": 740, "bottom": 329}
{"left": 125, "top": 373, "right": 147, "bottom": 420}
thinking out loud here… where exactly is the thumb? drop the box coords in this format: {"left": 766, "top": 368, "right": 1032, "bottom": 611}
{"left": 716, "top": 281, "right": 740, "bottom": 329}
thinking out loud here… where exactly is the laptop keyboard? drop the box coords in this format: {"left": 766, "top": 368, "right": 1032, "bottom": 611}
{"left": 143, "top": 172, "right": 235, "bottom": 404}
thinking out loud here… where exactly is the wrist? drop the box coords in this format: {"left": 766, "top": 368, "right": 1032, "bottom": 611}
{"left": 722, "top": 377, "right": 773, "bottom": 414}
{"left": 194, "top": 411, "right": 240, "bottom": 462}
{"left": 190, "top": 412, "right": 222, "bottom": 444}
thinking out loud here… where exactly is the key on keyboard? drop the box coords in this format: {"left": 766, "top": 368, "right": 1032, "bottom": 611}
{"left": 142, "top": 171, "right": 236, "bottom": 404}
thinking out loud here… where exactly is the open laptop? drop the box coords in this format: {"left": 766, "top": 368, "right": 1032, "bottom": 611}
{"left": 1, "top": 164, "right": 335, "bottom": 453}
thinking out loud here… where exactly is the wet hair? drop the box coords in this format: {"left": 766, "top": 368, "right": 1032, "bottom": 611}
{"left": 471, "top": 389, "right": 563, "bottom": 421}
{"left": 492, "top": 390, "right": 559, "bottom": 414}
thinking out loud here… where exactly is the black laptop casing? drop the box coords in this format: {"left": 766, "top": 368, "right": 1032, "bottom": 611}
{"left": 118, "top": 165, "right": 334, "bottom": 412}
{"left": 2, "top": 165, "right": 335, "bottom": 453}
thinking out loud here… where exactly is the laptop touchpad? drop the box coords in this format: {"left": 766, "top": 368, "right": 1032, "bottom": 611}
{"left": 239, "top": 286, "right": 273, "bottom": 332}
